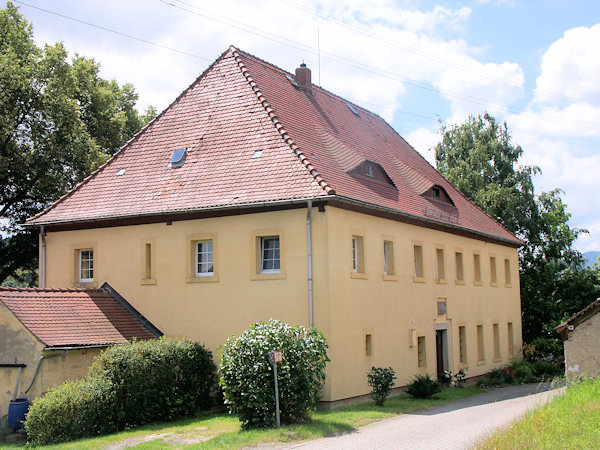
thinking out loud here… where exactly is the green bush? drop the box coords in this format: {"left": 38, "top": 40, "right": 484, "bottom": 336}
{"left": 531, "top": 360, "right": 562, "bottom": 380}
{"left": 89, "top": 338, "right": 217, "bottom": 427}
{"left": 509, "top": 359, "right": 538, "bottom": 383}
{"left": 25, "top": 338, "right": 217, "bottom": 445}
{"left": 406, "top": 374, "right": 442, "bottom": 399}
{"left": 367, "top": 367, "right": 397, "bottom": 406}
{"left": 219, "top": 319, "right": 329, "bottom": 429}
{"left": 24, "top": 377, "right": 118, "bottom": 446}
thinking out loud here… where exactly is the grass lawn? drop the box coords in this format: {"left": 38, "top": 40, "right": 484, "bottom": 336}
{"left": 479, "top": 377, "right": 600, "bottom": 449}
{"left": 5, "top": 386, "right": 482, "bottom": 449}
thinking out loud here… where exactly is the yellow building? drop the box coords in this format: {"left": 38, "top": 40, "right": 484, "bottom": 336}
{"left": 25, "top": 46, "right": 523, "bottom": 403}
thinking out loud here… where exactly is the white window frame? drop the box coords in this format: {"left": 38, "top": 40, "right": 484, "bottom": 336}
{"left": 260, "top": 236, "right": 280, "bottom": 274}
{"left": 195, "top": 240, "right": 214, "bottom": 277}
{"left": 352, "top": 237, "right": 358, "bottom": 272}
{"left": 79, "top": 249, "right": 94, "bottom": 282}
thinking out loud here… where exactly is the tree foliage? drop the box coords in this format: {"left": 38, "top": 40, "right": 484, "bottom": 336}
{"left": 0, "top": 2, "right": 155, "bottom": 285}
{"left": 435, "top": 113, "right": 600, "bottom": 343}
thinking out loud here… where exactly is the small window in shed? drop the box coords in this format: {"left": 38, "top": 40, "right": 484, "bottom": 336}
{"left": 168, "top": 148, "right": 187, "bottom": 168}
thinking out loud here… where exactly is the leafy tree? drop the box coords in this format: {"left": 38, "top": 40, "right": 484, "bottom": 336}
{"left": 0, "top": 2, "right": 155, "bottom": 285}
{"left": 435, "top": 113, "right": 600, "bottom": 344}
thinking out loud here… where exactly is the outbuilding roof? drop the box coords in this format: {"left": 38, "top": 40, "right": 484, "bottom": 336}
{"left": 0, "top": 283, "right": 161, "bottom": 348}
{"left": 26, "top": 46, "right": 520, "bottom": 246}
{"left": 556, "top": 297, "right": 600, "bottom": 339}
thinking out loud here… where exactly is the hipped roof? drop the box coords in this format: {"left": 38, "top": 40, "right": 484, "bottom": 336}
{"left": 27, "top": 46, "right": 521, "bottom": 247}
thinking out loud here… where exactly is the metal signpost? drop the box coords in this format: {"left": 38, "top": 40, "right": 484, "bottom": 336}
{"left": 268, "top": 350, "right": 283, "bottom": 428}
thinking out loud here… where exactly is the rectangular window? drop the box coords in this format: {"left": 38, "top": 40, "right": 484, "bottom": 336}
{"left": 508, "top": 322, "right": 514, "bottom": 356}
{"left": 79, "top": 249, "right": 94, "bottom": 282}
{"left": 477, "top": 325, "right": 485, "bottom": 362}
{"left": 493, "top": 323, "right": 500, "bottom": 359}
{"left": 505, "top": 259, "right": 511, "bottom": 286}
{"left": 414, "top": 245, "right": 424, "bottom": 278}
{"left": 196, "top": 240, "right": 214, "bottom": 276}
{"left": 473, "top": 253, "right": 481, "bottom": 283}
{"left": 459, "top": 326, "right": 467, "bottom": 364}
{"left": 383, "top": 240, "right": 394, "bottom": 276}
{"left": 144, "top": 243, "right": 152, "bottom": 280}
{"left": 455, "top": 251, "right": 464, "bottom": 282}
{"left": 351, "top": 235, "right": 365, "bottom": 274}
{"left": 417, "top": 336, "right": 426, "bottom": 367}
{"left": 436, "top": 248, "right": 445, "bottom": 282}
{"left": 365, "top": 334, "right": 372, "bottom": 356}
{"left": 260, "top": 236, "right": 280, "bottom": 273}
{"left": 490, "top": 256, "right": 497, "bottom": 284}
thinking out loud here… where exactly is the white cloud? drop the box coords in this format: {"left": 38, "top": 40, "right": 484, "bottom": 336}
{"left": 534, "top": 24, "right": 600, "bottom": 105}
{"left": 404, "top": 127, "right": 440, "bottom": 165}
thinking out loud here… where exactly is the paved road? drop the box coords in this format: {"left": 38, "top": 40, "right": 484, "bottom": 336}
{"left": 292, "top": 383, "right": 563, "bottom": 449}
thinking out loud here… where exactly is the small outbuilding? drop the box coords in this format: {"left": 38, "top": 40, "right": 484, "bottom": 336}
{"left": 0, "top": 283, "right": 161, "bottom": 417}
{"left": 556, "top": 298, "right": 600, "bottom": 381}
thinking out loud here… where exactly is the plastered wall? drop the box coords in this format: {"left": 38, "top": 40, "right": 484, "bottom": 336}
{"left": 41, "top": 205, "right": 522, "bottom": 402}
{"left": 564, "top": 312, "right": 600, "bottom": 380}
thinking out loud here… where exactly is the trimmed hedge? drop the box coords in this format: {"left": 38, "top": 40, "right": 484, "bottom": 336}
{"left": 24, "top": 377, "right": 118, "bottom": 445}
{"left": 220, "top": 319, "right": 329, "bottom": 429}
{"left": 25, "top": 338, "right": 217, "bottom": 445}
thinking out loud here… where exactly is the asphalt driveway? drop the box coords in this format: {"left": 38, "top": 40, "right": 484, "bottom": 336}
{"left": 292, "top": 382, "right": 564, "bottom": 449}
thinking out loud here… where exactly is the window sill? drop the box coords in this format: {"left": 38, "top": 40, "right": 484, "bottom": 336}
{"left": 436, "top": 278, "right": 447, "bottom": 284}
{"left": 383, "top": 274, "right": 397, "bottom": 281}
{"left": 251, "top": 272, "right": 286, "bottom": 281}
{"left": 455, "top": 279, "right": 465, "bottom": 285}
{"left": 73, "top": 281, "right": 97, "bottom": 289}
{"left": 186, "top": 275, "right": 219, "bottom": 283}
{"left": 493, "top": 357, "right": 502, "bottom": 363}
{"left": 141, "top": 278, "right": 157, "bottom": 285}
{"left": 413, "top": 275, "right": 426, "bottom": 283}
{"left": 351, "top": 272, "right": 368, "bottom": 280}
{"left": 477, "top": 360, "right": 486, "bottom": 366}
{"left": 490, "top": 282, "right": 499, "bottom": 287}
{"left": 504, "top": 283, "right": 512, "bottom": 288}
{"left": 458, "top": 363, "right": 469, "bottom": 370}
{"left": 473, "top": 281, "right": 483, "bottom": 287}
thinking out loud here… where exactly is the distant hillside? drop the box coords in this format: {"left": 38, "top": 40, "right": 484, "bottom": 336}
{"left": 583, "top": 251, "right": 600, "bottom": 268}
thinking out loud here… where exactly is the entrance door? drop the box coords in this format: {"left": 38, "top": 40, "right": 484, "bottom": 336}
{"left": 435, "top": 329, "right": 446, "bottom": 379}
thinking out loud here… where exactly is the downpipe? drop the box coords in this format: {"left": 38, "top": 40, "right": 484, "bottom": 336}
{"left": 306, "top": 200, "right": 313, "bottom": 327}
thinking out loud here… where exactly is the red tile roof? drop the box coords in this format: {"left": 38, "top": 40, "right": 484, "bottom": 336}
{"left": 27, "top": 46, "right": 520, "bottom": 246}
{"left": 0, "top": 285, "right": 161, "bottom": 348}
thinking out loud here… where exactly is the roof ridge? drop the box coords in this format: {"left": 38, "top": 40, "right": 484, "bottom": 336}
{"left": 27, "top": 47, "right": 235, "bottom": 226}
{"left": 230, "top": 47, "right": 335, "bottom": 195}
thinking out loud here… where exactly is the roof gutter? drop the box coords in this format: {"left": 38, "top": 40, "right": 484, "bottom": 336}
{"left": 24, "top": 196, "right": 337, "bottom": 228}
{"left": 331, "top": 196, "right": 523, "bottom": 248}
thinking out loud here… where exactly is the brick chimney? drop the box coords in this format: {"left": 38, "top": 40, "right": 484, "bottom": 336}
{"left": 295, "top": 62, "right": 311, "bottom": 92}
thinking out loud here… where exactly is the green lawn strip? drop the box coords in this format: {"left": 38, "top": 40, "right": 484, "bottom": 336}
{"left": 479, "top": 378, "right": 600, "bottom": 450}
{"left": 13, "top": 386, "right": 482, "bottom": 449}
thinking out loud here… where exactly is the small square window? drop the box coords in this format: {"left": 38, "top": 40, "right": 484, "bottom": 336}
{"left": 79, "top": 249, "right": 94, "bottom": 282}
{"left": 261, "top": 236, "right": 280, "bottom": 273}
{"left": 196, "top": 240, "right": 214, "bottom": 276}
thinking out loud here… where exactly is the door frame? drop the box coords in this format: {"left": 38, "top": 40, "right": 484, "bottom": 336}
{"left": 434, "top": 323, "right": 452, "bottom": 378}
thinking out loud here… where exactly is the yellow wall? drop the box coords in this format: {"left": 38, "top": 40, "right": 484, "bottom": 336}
{"left": 41, "top": 205, "right": 521, "bottom": 402}
{"left": 0, "top": 303, "right": 101, "bottom": 416}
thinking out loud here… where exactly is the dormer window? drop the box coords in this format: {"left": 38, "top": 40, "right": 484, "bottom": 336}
{"left": 365, "top": 164, "right": 374, "bottom": 178}
{"left": 168, "top": 148, "right": 187, "bottom": 168}
{"left": 432, "top": 187, "right": 441, "bottom": 198}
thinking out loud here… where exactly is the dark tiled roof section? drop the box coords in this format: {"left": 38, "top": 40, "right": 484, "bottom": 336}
{"left": 0, "top": 286, "right": 161, "bottom": 347}
{"left": 234, "top": 49, "right": 520, "bottom": 245}
{"left": 556, "top": 297, "right": 600, "bottom": 337}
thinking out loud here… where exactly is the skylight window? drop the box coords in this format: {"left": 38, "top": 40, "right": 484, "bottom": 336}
{"left": 252, "top": 150, "right": 263, "bottom": 158}
{"left": 168, "top": 148, "right": 187, "bottom": 168}
{"left": 346, "top": 103, "right": 360, "bottom": 116}
{"left": 116, "top": 169, "right": 126, "bottom": 176}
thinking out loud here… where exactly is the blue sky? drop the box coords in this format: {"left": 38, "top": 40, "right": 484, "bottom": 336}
{"left": 10, "top": 0, "right": 600, "bottom": 251}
